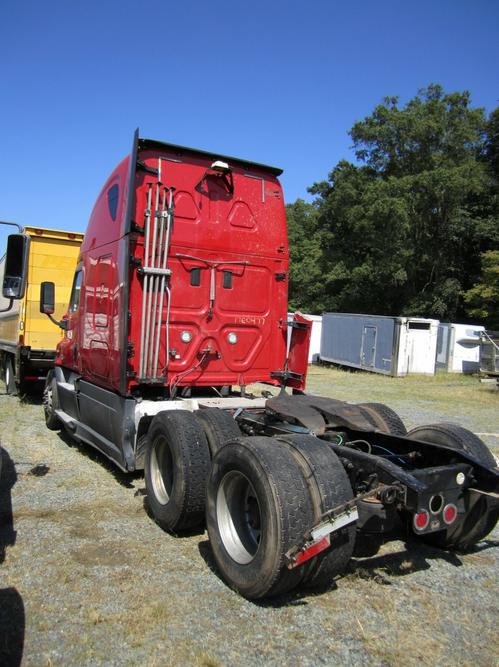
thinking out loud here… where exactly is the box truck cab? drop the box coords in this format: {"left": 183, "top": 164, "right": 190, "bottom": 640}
{"left": 0, "top": 226, "right": 83, "bottom": 394}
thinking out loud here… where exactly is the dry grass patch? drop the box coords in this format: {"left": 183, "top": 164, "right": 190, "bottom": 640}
{"left": 71, "top": 542, "right": 130, "bottom": 566}
{"left": 68, "top": 522, "right": 104, "bottom": 540}
{"left": 306, "top": 366, "right": 498, "bottom": 407}
{"left": 343, "top": 581, "right": 451, "bottom": 665}
{"left": 12, "top": 506, "right": 60, "bottom": 521}
{"left": 194, "top": 653, "right": 224, "bottom": 667}
{"left": 55, "top": 475, "right": 93, "bottom": 490}
{"left": 144, "top": 649, "right": 223, "bottom": 667}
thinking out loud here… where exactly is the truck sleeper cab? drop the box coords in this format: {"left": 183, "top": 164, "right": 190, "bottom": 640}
{"left": 41, "top": 133, "right": 499, "bottom": 600}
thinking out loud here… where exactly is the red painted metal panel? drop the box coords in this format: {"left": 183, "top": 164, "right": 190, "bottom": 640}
{"left": 125, "top": 146, "right": 289, "bottom": 392}
{"left": 286, "top": 312, "right": 312, "bottom": 390}
{"left": 58, "top": 141, "right": 297, "bottom": 395}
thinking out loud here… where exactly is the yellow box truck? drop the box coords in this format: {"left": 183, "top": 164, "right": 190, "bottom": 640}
{"left": 0, "top": 226, "right": 83, "bottom": 394}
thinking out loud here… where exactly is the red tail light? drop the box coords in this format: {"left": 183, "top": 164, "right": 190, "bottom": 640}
{"left": 443, "top": 504, "right": 458, "bottom": 525}
{"left": 413, "top": 509, "right": 430, "bottom": 531}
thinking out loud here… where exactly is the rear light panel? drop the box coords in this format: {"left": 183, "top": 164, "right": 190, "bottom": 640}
{"left": 443, "top": 503, "right": 458, "bottom": 525}
{"left": 413, "top": 509, "right": 430, "bottom": 532}
{"left": 413, "top": 498, "right": 459, "bottom": 534}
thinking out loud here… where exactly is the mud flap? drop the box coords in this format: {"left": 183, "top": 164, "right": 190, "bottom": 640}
{"left": 271, "top": 312, "right": 312, "bottom": 391}
{"left": 285, "top": 506, "right": 359, "bottom": 568}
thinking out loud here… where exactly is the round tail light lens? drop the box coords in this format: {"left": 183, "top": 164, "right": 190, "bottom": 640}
{"left": 443, "top": 503, "right": 458, "bottom": 525}
{"left": 413, "top": 509, "right": 430, "bottom": 531}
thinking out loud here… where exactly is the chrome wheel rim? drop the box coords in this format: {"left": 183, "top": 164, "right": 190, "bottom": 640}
{"left": 43, "top": 383, "right": 53, "bottom": 415}
{"left": 217, "top": 471, "right": 262, "bottom": 564}
{"left": 150, "top": 437, "right": 173, "bottom": 505}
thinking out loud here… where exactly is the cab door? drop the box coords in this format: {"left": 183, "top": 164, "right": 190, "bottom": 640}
{"left": 57, "top": 266, "right": 83, "bottom": 372}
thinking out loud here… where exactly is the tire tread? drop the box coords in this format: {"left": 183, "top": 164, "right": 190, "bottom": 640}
{"left": 195, "top": 408, "right": 241, "bottom": 457}
{"left": 277, "top": 434, "right": 355, "bottom": 588}
{"left": 145, "top": 410, "right": 211, "bottom": 532}
{"left": 357, "top": 402, "right": 407, "bottom": 435}
{"left": 207, "top": 436, "right": 316, "bottom": 599}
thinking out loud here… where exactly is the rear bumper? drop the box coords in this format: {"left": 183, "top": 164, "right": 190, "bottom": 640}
{"left": 20, "top": 347, "right": 57, "bottom": 381}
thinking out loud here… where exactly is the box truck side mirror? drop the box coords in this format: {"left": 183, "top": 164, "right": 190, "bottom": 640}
{"left": 39, "top": 281, "right": 68, "bottom": 330}
{"left": 2, "top": 234, "right": 30, "bottom": 300}
{"left": 40, "top": 281, "right": 55, "bottom": 314}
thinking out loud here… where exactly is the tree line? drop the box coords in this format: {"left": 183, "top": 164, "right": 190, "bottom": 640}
{"left": 287, "top": 84, "right": 499, "bottom": 329}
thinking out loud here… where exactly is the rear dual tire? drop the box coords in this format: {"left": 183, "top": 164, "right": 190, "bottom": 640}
{"left": 276, "top": 434, "right": 356, "bottom": 589}
{"left": 144, "top": 410, "right": 211, "bottom": 532}
{"left": 144, "top": 407, "right": 241, "bottom": 533}
{"left": 143, "top": 409, "right": 356, "bottom": 598}
{"left": 195, "top": 408, "right": 241, "bottom": 457}
{"left": 206, "top": 436, "right": 316, "bottom": 599}
{"left": 206, "top": 435, "right": 355, "bottom": 599}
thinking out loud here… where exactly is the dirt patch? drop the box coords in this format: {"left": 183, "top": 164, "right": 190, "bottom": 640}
{"left": 71, "top": 543, "right": 130, "bottom": 567}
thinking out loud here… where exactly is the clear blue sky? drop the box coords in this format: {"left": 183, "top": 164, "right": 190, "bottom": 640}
{"left": 1, "top": 0, "right": 498, "bottom": 251}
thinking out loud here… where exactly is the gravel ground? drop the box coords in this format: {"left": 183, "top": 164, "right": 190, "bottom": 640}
{"left": 0, "top": 369, "right": 498, "bottom": 667}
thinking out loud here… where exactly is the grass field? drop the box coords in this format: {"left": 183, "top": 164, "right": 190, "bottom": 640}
{"left": 304, "top": 366, "right": 499, "bottom": 451}
{"left": 307, "top": 364, "right": 498, "bottom": 404}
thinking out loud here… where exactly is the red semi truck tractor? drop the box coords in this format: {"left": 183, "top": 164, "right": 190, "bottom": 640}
{"left": 32, "top": 132, "right": 498, "bottom": 599}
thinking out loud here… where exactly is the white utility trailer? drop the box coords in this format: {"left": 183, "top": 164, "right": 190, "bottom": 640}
{"left": 436, "top": 323, "right": 485, "bottom": 373}
{"left": 320, "top": 313, "right": 439, "bottom": 376}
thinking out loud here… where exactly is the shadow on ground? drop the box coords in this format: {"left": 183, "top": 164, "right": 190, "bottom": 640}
{"left": 198, "top": 531, "right": 499, "bottom": 606}
{"left": 0, "top": 445, "right": 25, "bottom": 667}
{"left": 346, "top": 535, "right": 499, "bottom": 587}
{"left": 19, "top": 385, "right": 44, "bottom": 405}
{"left": 197, "top": 539, "right": 316, "bottom": 608}
{"left": 56, "top": 429, "right": 141, "bottom": 489}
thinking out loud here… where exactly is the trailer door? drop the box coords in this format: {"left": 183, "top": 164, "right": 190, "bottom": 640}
{"left": 361, "top": 325, "right": 377, "bottom": 368}
{"left": 407, "top": 321, "right": 437, "bottom": 374}
{"left": 436, "top": 325, "right": 450, "bottom": 370}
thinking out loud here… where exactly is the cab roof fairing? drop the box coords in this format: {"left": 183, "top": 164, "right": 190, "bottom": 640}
{"left": 137, "top": 137, "right": 284, "bottom": 178}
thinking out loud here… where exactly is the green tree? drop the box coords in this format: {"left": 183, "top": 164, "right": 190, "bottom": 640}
{"left": 485, "top": 107, "right": 499, "bottom": 179}
{"left": 464, "top": 250, "right": 499, "bottom": 329}
{"left": 286, "top": 199, "right": 324, "bottom": 311}
{"left": 308, "top": 161, "right": 411, "bottom": 314}
{"left": 289, "top": 85, "right": 498, "bottom": 321}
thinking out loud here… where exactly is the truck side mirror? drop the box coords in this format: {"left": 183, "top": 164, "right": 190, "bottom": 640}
{"left": 2, "top": 234, "right": 30, "bottom": 299}
{"left": 40, "top": 281, "right": 55, "bottom": 314}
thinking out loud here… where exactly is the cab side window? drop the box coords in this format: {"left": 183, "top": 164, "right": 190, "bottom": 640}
{"left": 69, "top": 270, "right": 83, "bottom": 312}
{"left": 107, "top": 184, "right": 119, "bottom": 221}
